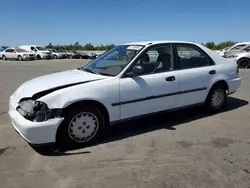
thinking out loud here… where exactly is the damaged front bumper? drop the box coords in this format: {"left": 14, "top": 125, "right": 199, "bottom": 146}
{"left": 8, "top": 96, "right": 64, "bottom": 145}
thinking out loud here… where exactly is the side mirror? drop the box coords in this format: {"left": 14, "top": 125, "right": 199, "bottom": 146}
{"left": 132, "top": 65, "right": 145, "bottom": 75}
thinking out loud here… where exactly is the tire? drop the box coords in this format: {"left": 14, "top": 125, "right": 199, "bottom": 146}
{"left": 18, "top": 55, "right": 23, "bottom": 61}
{"left": 2, "top": 55, "right": 7, "bottom": 61}
{"left": 205, "top": 84, "right": 227, "bottom": 112}
{"left": 54, "top": 55, "right": 58, "bottom": 59}
{"left": 37, "top": 55, "right": 41, "bottom": 60}
{"left": 237, "top": 58, "right": 250, "bottom": 68}
{"left": 56, "top": 105, "right": 105, "bottom": 149}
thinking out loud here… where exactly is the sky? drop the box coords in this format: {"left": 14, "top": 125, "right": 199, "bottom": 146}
{"left": 0, "top": 0, "right": 249, "bottom": 46}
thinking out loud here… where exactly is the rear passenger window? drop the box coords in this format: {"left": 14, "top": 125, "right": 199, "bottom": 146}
{"left": 176, "top": 44, "right": 210, "bottom": 69}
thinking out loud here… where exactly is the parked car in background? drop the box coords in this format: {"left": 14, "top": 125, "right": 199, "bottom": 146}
{"left": 68, "top": 51, "right": 84, "bottom": 59}
{"left": 19, "top": 45, "right": 52, "bottom": 59}
{"left": 47, "top": 49, "right": 65, "bottom": 59}
{"left": 216, "top": 46, "right": 231, "bottom": 56}
{"left": 223, "top": 45, "right": 250, "bottom": 68}
{"left": 223, "top": 44, "right": 250, "bottom": 57}
{"left": 0, "top": 47, "right": 4, "bottom": 59}
{"left": 1, "top": 47, "right": 36, "bottom": 61}
{"left": 218, "top": 42, "right": 250, "bottom": 57}
{"left": 8, "top": 41, "right": 241, "bottom": 147}
{"left": 57, "top": 50, "right": 72, "bottom": 59}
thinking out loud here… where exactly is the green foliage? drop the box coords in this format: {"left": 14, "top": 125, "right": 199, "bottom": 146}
{"left": 204, "top": 41, "right": 237, "bottom": 50}
{"left": 1, "top": 46, "right": 9, "bottom": 49}
{"left": 45, "top": 42, "right": 115, "bottom": 51}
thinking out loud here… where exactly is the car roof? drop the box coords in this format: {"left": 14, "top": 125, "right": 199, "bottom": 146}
{"left": 123, "top": 40, "right": 199, "bottom": 46}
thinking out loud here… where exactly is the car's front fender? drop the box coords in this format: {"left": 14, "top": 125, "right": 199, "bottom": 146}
{"left": 38, "top": 77, "right": 120, "bottom": 122}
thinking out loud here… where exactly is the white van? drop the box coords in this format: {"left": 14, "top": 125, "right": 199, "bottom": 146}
{"left": 19, "top": 45, "right": 52, "bottom": 59}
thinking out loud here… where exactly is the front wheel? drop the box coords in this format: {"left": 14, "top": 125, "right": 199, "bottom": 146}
{"left": 56, "top": 106, "right": 105, "bottom": 149}
{"left": 205, "top": 85, "right": 226, "bottom": 112}
{"left": 2, "top": 55, "right": 7, "bottom": 61}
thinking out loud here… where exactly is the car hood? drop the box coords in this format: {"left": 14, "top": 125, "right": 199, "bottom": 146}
{"left": 12, "top": 69, "right": 107, "bottom": 102}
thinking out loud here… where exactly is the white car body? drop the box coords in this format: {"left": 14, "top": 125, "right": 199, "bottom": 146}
{"left": 19, "top": 45, "right": 52, "bottom": 59}
{"left": 9, "top": 41, "right": 242, "bottom": 145}
{"left": 1, "top": 47, "right": 36, "bottom": 60}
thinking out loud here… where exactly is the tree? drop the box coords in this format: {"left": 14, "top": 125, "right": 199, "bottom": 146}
{"left": 46, "top": 43, "right": 53, "bottom": 49}
{"left": 216, "top": 41, "right": 236, "bottom": 50}
{"left": 83, "top": 43, "right": 95, "bottom": 50}
{"left": 205, "top": 42, "right": 216, "bottom": 50}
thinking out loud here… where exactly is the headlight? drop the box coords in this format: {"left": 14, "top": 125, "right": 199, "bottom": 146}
{"left": 17, "top": 100, "right": 62, "bottom": 122}
{"left": 19, "top": 100, "right": 35, "bottom": 113}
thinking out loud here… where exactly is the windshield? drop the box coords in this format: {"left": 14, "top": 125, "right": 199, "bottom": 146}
{"left": 36, "top": 46, "right": 46, "bottom": 51}
{"left": 15, "top": 48, "right": 28, "bottom": 52}
{"left": 230, "top": 44, "right": 247, "bottom": 50}
{"left": 82, "top": 45, "right": 144, "bottom": 76}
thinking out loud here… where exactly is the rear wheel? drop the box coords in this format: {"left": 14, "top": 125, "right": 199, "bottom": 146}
{"left": 205, "top": 85, "right": 226, "bottom": 112}
{"left": 2, "top": 55, "right": 7, "bottom": 61}
{"left": 56, "top": 105, "right": 105, "bottom": 149}
{"left": 237, "top": 58, "right": 250, "bottom": 68}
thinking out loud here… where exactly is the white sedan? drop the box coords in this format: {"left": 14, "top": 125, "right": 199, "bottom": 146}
{"left": 2, "top": 48, "right": 36, "bottom": 61}
{"left": 8, "top": 41, "right": 241, "bottom": 147}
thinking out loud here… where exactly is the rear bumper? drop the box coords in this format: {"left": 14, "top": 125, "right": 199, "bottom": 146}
{"left": 227, "top": 77, "right": 242, "bottom": 95}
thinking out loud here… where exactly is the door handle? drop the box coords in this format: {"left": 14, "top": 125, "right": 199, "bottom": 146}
{"left": 209, "top": 70, "right": 216, "bottom": 75}
{"left": 166, "top": 76, "right": 175, "bottom": 81}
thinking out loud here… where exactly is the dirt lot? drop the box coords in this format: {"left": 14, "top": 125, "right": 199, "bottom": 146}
{"left": 0, "top": 59, "right": 250, "bottom": 188}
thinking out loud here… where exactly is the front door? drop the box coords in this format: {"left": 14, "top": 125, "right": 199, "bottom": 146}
{"left": 5, "top": 49, "right": 15, "bottom": 59}
{"left": 119, "top": 44, "right": 179, "bottom": 119}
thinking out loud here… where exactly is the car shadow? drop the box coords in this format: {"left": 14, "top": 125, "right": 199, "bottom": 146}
{"left": 33, "top": 97, "right": 248, "bottom": 156}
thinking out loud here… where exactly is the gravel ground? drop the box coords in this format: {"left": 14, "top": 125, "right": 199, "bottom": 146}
{"left": 0, "top": 59, "right": 250, "bottom": 188}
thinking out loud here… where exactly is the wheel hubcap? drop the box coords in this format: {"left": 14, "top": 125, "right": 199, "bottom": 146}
{"left": 211, "top": 89, "right": 225, "bottom": 109}
{"left": 68, "top": 112, "right": 99, "bottom": 143}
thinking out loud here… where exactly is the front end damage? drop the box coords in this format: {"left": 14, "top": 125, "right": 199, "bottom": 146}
{"left": 17, "top": 100, "right": 62, "bottom": 122}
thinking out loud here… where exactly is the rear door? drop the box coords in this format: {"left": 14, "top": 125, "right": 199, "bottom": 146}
{"left": 173, "top": 43, "right": 216, "bottom": 108}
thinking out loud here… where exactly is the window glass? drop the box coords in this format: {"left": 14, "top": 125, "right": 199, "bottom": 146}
{"left": 134, "top": 45, "right": 173, "bottom": 75}
{"left": 83, "top": 45, "right": 144, "bottom": 76}
{"left": 5, "top": 49, "right": 14, "bottom": 53}
{"left": 231, "top": 44, "right": 247, "bottom": 50}
{"left": 15, "top": 48, "right": 28, "bottom": 52}
{"left": 176, "top": 44, "right": 210, "bottom": 69}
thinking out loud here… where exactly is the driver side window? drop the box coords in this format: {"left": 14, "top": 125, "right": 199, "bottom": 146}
{"left": 135, "top": 45, "right": 174, "bottom": 75}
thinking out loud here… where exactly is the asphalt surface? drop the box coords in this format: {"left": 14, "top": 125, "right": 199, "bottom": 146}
{"left": 0, "top": 59, "right": 250, "bottom": 188}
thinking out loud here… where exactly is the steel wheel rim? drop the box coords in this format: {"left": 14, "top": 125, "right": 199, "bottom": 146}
{"left": 211, "top": 89, "right": 225, "bottom": 109}
{"left": 68, "top": 112, "right": 99, "bottom": 143}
